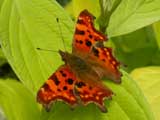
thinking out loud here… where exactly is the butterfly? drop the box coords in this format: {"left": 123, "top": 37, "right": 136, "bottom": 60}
{"left": 37, "top": 9, "right": 122, "bottom": 113}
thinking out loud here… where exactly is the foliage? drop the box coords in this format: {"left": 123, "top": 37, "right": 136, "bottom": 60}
{"left": 0, "top": 73, "right": 155, "bottom": 120}
{"left": 0, "top": 0, "right": 160, "bottom": 120}
{"left": 131, "top": 67, "right": 160, "bottom": 120}
{"left": 0, "top": 79, "right": 40, "bottom": 120}
{"left": 107, "top": 0, "right": 160, "bottom": 37}
{"left": 0, "top": 47, "right": 7, "bottom": 67}
{"left": 111, "top": 26, "right": 158, "bottom": 72}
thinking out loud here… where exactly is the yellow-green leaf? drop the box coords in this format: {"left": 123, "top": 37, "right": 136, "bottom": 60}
{"left": 0, "top": 0, "right": 74, "bottom": 92}
{"left": 131, "top": 67, "right": 160, "bottom": 120}
{"left": 0, "top": 79, "right": 40, "bottom": 120}
{"left": 108, "top": 0, "right": 160, "bottom": 37}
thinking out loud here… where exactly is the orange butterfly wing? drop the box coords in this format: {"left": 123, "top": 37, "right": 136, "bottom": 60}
{"left": 88, "top": 46, "right": 122, "bottom": 83}
{"left": 37, "top": 65, "right": 77, "bottom": 110}
{"left": 75, "top": 78, "right": 113, "bottom": 112}
{"left": 72, "top": 10, "right": 107, "bottom": 56}
{"left": 37, "top": 64, "right": 113, "bottom": 112}
{"left": 72, "top": 9, "right": 121, "bottom": 82}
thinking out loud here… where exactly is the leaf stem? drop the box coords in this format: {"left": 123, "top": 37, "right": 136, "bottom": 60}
{"left": 99, "top": 0, "right": 121, "bottom": 34}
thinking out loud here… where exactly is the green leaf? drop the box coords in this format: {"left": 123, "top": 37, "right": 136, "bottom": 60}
{"left": 153, "top": 21, "right": 160, "bottom": 48}
{"left": 107, "top": 0, "right": 160, "bottom": 37}
{"left": 65, "top": 0, "right": 100, "bottom": 19}
{"left": 111, "top": 26, "right": 158, "bottom": 72}
{"left": 130, "top": 67, "right": 160, "bottom": 120}
{"left": 0, "top": 108, "right": 5, "bottom": 120}
{"left": 151, "top": 50, "right": 160, "bottom": 65}
{"left": 56, "top": 0, "right": 71, "bottom": 7}
{"left": 0, "top": 48, "right": 7, "bottom": 67}
{"left": 0, "top": 0, "right": 74, "bottom": 92}
{"left": 0, "top": 79, "right": 40, "bottom": 120}
{"left": 99, "top": 0, "right": 121, "bottom": 33}
{"left": 151, "top": 21, "right": 160, "bottom": 65}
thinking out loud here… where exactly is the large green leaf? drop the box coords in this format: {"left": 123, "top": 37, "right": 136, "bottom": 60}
{"left": 131, "top": 67, "right": 160, "bottom": 120}
{"left": 111, "top": 26, "right": 158, "bottom": 72}
{"left": 0, "top": 0, "right": 74, "bottom": 92}
{"left": 0, "top": 79, "right": 40, "bottom": 120}
{"left": 107, "top": 0, "right": 160, "bottom": 37}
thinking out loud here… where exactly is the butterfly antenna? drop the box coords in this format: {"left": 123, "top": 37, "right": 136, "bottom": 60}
{"left": 56, "top": 18, "right": 66, "bottom": 51}
{"left": 37, "top": 48, "right": 58, "bottom": 53}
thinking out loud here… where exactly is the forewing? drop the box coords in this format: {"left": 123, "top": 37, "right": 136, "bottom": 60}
{"left": 72, "top": 10, "right": 121, "bottom": 84}
{"left": 88, "top": 46, "right": 122, "bottom": 83}
{"left": 72, "top": 10, "right": 107, "bottom": 56}
{"left": 37, "top": 65, "right": 77, "bottom": 110}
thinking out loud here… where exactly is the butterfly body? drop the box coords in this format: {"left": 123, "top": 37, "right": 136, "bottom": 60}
{"left": 59, "top": 50, "right": 90, "bottom": 72}
{"left": 37, "top": 10, "right": 122, "bottom": 112}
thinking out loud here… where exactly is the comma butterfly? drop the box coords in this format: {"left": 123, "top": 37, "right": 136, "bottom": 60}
{"left": 37, "top": 10, "right": 122, "bottom": 112}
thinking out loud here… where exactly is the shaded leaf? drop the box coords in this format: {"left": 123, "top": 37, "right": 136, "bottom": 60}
{"left": 151, "top": 50, "right": 160, "bottom": 65}
{"left": 131, "top": 67, "right": 160, "bottom": 120}
{"left": 0, "top": 79, "right": 40, "bottom": 120}
{"left": 151, "top": 21, "right": 160, "bottom": 65}
{"left": 111, "top": 26, "right": 158, "bottom": 72}
{"left": 153, "top": 21, "right": 160, "bottom": 48}
{"left": 0, "top": 47, "right": 7, "bottom": 67}
{"left": 56, "top": 0, "right": 71, "bottom": 7}
{"left": 0, "top": 108, "right": 5, "bottom": 120}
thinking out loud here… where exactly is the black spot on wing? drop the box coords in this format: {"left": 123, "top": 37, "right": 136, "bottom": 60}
{"left": 51, "top": 75, "right": 60, "bottom": 86}
{"left": 59, "top": 70, "right": 67, "bottom": 77}
{"left": 76, "top": 39, "right": 83, "bottom": 44}
{"left": 75, "top": 29, "right": 85, "bottom": 35}
{"left": 85, "top": 40, "right": 92, "bottom": 47}
{"left": 79, "top": 40, "right": 83, "bottom": 44}
{"left": 57, "top": 88, "right": 61, "bottom": 92}
{"left": 63, "top": 86, "right": 68, "bottom": 90}
{"left": 67, "top": 78, "right": 73, "bottom": 85}
{"left": 62, "top": 73, "right": 67, "bottom": 77}
{"left": 89, "top": 34, "right": 93, "bottom": 39}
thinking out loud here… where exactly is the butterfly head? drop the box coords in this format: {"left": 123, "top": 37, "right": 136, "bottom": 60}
{"left": 59, "top": 50, "right": 74, "bottom": 64}
{"left": 77, "top": 9, "right": 96, "bottom": 26}
{"left": 59, "top": 50, "right": 88, "bottom": 71}
{"left": 58, "top": 50, "right": 68, "bottom": 62}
